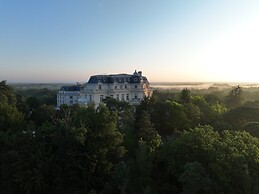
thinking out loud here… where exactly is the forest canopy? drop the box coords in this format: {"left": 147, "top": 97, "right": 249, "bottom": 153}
{"left": 0, "top": 81, "right": 258, "bottom": 194}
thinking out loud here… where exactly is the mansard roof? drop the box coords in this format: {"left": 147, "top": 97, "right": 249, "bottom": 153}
{"left": 59, "top": 85, "right": 83, "bottom": 91}
{"left": 87, "top": 72, "right": 149, "bottom": 84}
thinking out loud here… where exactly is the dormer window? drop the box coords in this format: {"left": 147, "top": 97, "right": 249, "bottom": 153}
{"left": 98, "top": 84, "right": 102, "bottom": 90}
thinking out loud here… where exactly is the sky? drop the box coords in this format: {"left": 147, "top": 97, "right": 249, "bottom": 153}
{"left": 0, "top": 0, "right": 259, "bottom": 83}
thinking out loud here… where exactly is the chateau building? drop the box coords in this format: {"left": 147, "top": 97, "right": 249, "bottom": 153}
{"left": 57, "top": 70, "right": 152, "bottom": 107}
{"left": 56, "top": 85, "right": 83, "bottom": 107}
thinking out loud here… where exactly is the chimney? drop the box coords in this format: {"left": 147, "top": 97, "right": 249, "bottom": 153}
{"left": 138, "top": 71, "right": 142, "bottom": 76}
{"left": 133, "top": 70, "right": 138, "bottom": 76}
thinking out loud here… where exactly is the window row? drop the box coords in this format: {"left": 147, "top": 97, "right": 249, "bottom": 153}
{"left": 98, "top": 84, "right": 138, "bottom": 90}
{"left": 100, "top": 93, "right": 137, "bottom": 101}
{"left": 57, "top": 96, "right": 78, "bottom": 99}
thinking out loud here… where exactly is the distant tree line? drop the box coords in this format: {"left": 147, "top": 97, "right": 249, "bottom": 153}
{"left": 0, "top": 80, "right": 258, "bottom": 194}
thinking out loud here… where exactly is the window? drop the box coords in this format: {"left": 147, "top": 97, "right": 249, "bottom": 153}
{"left": 98, "top": 84, "right": 102, "bottom": 90}
{"left": 125, "top": 84, "right": 127, "bottom": 89}
{"left": 70, "top": 96, "right": 73, "bottom": 99}
{"left": 100, "top": 95, "right": 104, "bottom": 101}
{"left": 135, "top": 94, "right": 137, "bottom": 99}
{"left": 121, "top": 94, "right": 125, "bottom": 101}
{"left": 115, "top": 85, "right": 117, "bottom": 89}
{"left": 120, "top": 85, "right": 123, "bottom": 89}
{"left": 135, "top": 85, "right": 137, "bottom": 89}
{"left": 116, "top": 94, "right": 119, "bottom": 100}
{"left": 126, "top": 94, "right": 129, "bottom": 101}
{"left": 89, "top": 95, "right": 92, "bottom": 101}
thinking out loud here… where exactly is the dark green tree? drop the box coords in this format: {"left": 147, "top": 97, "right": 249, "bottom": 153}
{"left": 26, "top": 96, "right": 41, "bottom": 111}
{"left": 180, "top": 88, "right": 191, "bottom": 104}
{"left": 0, "top": 80, "right": 16, "bottom": 105}
{"left": 225, "top": 85, "right": 243, "bottom": 108}
{"left": 154, "top": 126, "right": 259, "bottom": 194}
{"left": 191, "top": 95, "right": 218, "bottom": 125}
{"left": 242, "top": 121, "right": 259, "bottom": 137}
{"left": 29, "top": 104, "right": 56, "bottom": 126}
{"left": 0, "top": 102, "right": 24, "bottom": 131}
{"left": 152, "top": 100, "right": 190, "bottom": 136}
{"left": 179, "top": 162, "right": 212, "bottom": 194}
{"left": 136, "top": 111, "right": 161, "bottom": 152}
{"left": 222, "top": 106, "right": 259, "bottom": 130}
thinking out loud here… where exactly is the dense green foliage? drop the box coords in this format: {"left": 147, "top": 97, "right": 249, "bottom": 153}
{"left": 0, "top": 82, "right": 258, "bottom": 194}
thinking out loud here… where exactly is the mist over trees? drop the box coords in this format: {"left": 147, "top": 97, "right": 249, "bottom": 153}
{"left": 0, "top": 81, "right": 258, "bottom": 194}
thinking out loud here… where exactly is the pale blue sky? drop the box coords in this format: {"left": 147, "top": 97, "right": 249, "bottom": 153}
{"left": 1, "top": 0, "right": 259, "bottom": 83}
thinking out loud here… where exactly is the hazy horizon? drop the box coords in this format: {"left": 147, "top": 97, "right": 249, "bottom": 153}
{"left": 6, "top": 79, "right": 259, "bottom": 84}
{"left": 1, "top": 0, "right": 259, "bottom": 83}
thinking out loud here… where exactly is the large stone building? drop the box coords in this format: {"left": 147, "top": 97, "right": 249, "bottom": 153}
{"left": 57, "top": 70, "right": 152, "bottom": 107}
{"left": 56, "top": 85, "right": 84, "bottom": 107}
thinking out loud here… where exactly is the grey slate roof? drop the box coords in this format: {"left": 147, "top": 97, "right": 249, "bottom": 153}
{"left": 87, "top": 73, "right": 149, "bottom": 84}
{"left": 59, "top": 85, "right": 83, "bottom": 91}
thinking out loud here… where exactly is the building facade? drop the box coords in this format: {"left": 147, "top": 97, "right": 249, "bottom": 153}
{"left": 57, "top": 70, "right": 152, "bottom": 107}
{"left": 57, "top": 85, "right": 84, "bottom": 107}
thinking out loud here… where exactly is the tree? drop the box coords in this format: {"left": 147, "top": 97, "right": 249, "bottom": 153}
{"left": 191, "top": 95, "right": 218, "bottom": 125}
{"left": 222, "top": 106, "right": 259, "bottom": 130}
{"left": 155, "top": 126, "right": 259, "bottom": 194}
{"left": 0, "top": 80, "right": 16, "bottom": 105}
{"left": 225, "top": 85, "right": 243, "bottom": 108}
{"left": 26, "top": 96, "right": 41, "bottom": 111}
{"left": 29, "top": 104, "right": 56, "bottom": 126}
{"left": 136, "top": 111, "right": 161, "bottom": 152}
{"left": 180, "top": 88, "right": 191, "bottom": 104}
{"left": 242, "top": 122, "right": 259, "bottom": 137}
{"left": 0, "top": 102, "right": 24, "bottom": 131}
{"left": 179, "top": 162, "right": 212, "bottom": 194}
{"left": 183, "top": 103, "right": 201, "bottom": 128}
{"left": 152, "top": 100, "right": 190, "bottom": 136}
{"left": 0, "top": 103, "right": 127, "bottom": 194}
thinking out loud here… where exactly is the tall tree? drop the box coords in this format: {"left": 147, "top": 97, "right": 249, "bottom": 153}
{"left": 180, "top": 88, "right": 191, "bottom": 104}
{"left": 0, "top": 80, "right": 17, "bottom": 105}
{"left": 0, "top": 102, "right": 24, "bottom": 131}
{"left": 225, "top": 85, "right": 243, "bottom": 108}
{"left": 136, "top": 111, "right": 161, "bottom": 152}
